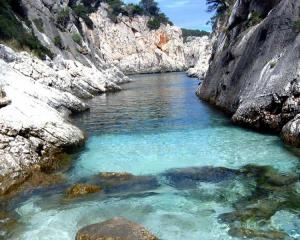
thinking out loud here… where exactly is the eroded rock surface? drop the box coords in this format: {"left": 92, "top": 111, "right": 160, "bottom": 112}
{"left": 197, "top": 0, "right": 300, "bottom": 146}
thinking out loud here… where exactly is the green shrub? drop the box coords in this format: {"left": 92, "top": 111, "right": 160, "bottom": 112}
{"left": 293, "top": 20, "right": 300, "bottom": 33}
{"left": 56, "top": 7, "right": 70, "bottom": 28}
{"left": 72, "top": 33, "right": 82, "bottom": 45}
{"left": 0, "top": 0, "right": 52, "bottom": 59}
{"left": 147, "top": 17, "right": 160, "bottom": 30}
{"left": 33, "top": 18, "right": 44, "bottom": 33}
{"left": 139, "top": 0, "right": 159, "bottom": 16}
{"left": 247, "top": 11, "right": 263, "bottom": 27}
{"left": 182, "top": 28, "right": 210, "bottom": 40}
{"left": 72, "top": 4, "right": 94, "bottom": 29}
{"left": 147, "top": 13, "right": 172, "bottom": 30}
{"left": 106, "top": 0, "right": 125, "bottom": 22}
{"left": 53, "top": 35, "right": 63, "bottom": 49}
{"left": 125, "top": 3, "right": 144, "bottom": 17}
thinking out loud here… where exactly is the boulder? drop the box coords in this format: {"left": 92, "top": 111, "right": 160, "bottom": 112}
{"left": 76, "top": 217, "right": 158, "bottom": 240}
{"left": 281, "top": 116, "right": 300, "bottom": 147}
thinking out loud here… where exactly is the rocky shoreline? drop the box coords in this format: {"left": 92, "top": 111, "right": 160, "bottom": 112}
{"left": 0, "top": 44, "right": 130, "bottom": 195}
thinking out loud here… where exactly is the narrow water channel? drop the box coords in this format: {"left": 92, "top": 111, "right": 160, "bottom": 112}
{"left": 8, "top": 73, "right": 300, "bottom": 239}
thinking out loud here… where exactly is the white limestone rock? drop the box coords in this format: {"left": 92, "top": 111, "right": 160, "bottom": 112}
{"left": 185, "top": 36, "right": 212, "bottom": 79}
{"left": 89, "top": 6, "right": 187, "bottom": 74}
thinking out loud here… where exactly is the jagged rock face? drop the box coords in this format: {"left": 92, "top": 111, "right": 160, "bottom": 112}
{"left": 21, "top": 0, "right": 187, "bottom": 74}
{"left": 185, "top": 36, "right": 212, "bottom": 79}
{"left": 0, "top": 45, "right": 129, "bottom": 194}
{"left": 88, "top": 6, "right": 186, "bottom": 74}
{"left": 197, "top": 0, "right": 300, "bottom": 146}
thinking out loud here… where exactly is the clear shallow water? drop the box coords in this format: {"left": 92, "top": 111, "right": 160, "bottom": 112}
{"left": 8, "top": 73, "right": 300, "bottom": 239}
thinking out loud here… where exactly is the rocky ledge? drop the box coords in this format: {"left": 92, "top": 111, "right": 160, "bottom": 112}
{"left": 0, "top": 44, "right": 129, "bottom": 195}
{"left": 197, "top": 0, "right": 300, "bottom": 146}
{"left": 76, "top": 217, "right": 158, "bottom": 240}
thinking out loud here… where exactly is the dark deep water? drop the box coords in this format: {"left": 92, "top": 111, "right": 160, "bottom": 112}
{"left": 8, "top": 73, "right": 300, "bottom": 239}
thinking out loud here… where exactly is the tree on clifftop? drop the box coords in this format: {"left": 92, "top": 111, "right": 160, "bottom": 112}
{"left": 139, "top": 0, "right": 159, "bottom": 16}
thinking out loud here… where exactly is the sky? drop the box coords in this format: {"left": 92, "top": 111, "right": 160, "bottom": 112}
{"left": 124, "top": 0, "right": 213, "bottom": 32}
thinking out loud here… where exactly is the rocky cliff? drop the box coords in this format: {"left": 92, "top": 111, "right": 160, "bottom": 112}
{"left": 197, "top": 0, "right": 300, "bottom": 146}
{"left": 89, "top": 5, "right": 187, "bottom": 74}
{"left": 19, "top": 0, "right": 191, "bottom": 74}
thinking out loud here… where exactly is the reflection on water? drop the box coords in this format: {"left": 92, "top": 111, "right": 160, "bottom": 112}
{"left": 7, "top": 73, "right": 300, "bottom": 240}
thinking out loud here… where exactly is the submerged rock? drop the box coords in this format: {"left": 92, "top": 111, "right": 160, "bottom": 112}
{"left": 228, "top": 227, "right": 287, "bottom": 239}
{"left": 241, "top": 164, "right": 299, "bottom": 187}
{"left": 163, "top": 166, "right": 239, "bottom": 188}
{"left": 98, "top": 172, "right": 135, "bottom": 181}
{"left": 0, "top": 211, "right": 18, "bottom": 238}
{"left": 66, "top": 183, "right": 101, "bottom": 198}
{"left": 76, "top": 217, "right": 158, "bottom": 240}
{"left": 95, "top": 172, "right": 159, "bottom": 194}
{"left": 0, "top": 166, "right": 65, "bottom": 197}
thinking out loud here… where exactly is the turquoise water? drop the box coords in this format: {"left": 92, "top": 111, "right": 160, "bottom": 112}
{"left": 8, "top": 73, "right": 300, "bottom": 239}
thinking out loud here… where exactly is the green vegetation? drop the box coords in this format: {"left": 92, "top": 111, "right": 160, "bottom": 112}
{"left": 72, "top": 33, "right": 82, "bottom": 45}
{"left": 56, "top": 7, "right": 70, "bottom": 29}
{"left": 293, "top": 20, "right": 300, "bottom": 33}
{"left": 0, "top": 0, "right": 52, "bottom": 59}
{"left": 125, "top": 3, "right": 144, "bottom": 17}
{"left": 247, "top": 11, "right": 263, "bottom": 27}
{"left": 53, "top": 35, "right": 63, "bottom": 49}
{"left": 72, "top": 4, "right": 94, "bottom": 29}
{"left": 106, "top": 0, "right": 125, "bottom": 22}
{"left": 206, "top": 0, "right": 234, "bottom": 28}
{"left": 147, "top": 13, "right": 172, "bottom": 30}
{"left": 139, "top": 0, "right": 159, "bottom": 16}
{"left": 33, "top": 18, "right": 44, "bottom": 33}
{"left": 182, "top": 28, "right": 210, "bottom": 41}
{"left": 269, "top": 60, "right": 276, "bottom": 69}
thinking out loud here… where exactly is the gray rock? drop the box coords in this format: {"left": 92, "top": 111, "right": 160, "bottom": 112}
{"left": 281, "top": 115, "right": 300, "bottom": 147}
{"left": 197, "top": 0, "right": 300, "bottom": 145}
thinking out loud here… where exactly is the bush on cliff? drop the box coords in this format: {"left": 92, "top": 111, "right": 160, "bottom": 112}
{"left": 72, "top": 4, "right": 94, "bottom": 29}
{"left": 53, "top": 35, "right": 64, "bottom": 49}
{"left": 72, "top": 33, "right": 82, "bottom": 45}
{"left": 139, "top": 0, "right": 159, "bottom": 16}
{"left": 0, "top": 0, "right": 53, "bottom": 59}
{"left": 56, "top": 7, "right": 70, "bottom": 29}
{"left": 293, "top": 20, "right": 300, "bottom": 33}
{"left": 125, "top": 4, "right": 144, "bottom": 17}
{"left": 147, "top": 13, "right": 172, "bottom": 30}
